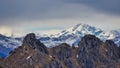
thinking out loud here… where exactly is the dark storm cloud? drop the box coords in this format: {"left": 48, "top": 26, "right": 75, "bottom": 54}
{"left": 0, "top": 0, "right": 58, "bottom": 19}
{"left": 0, "top": 0, "right": 120, "bottom": 30}
{"left": 0, "top": 0, "right": 120, "bottom": 22}
{"left": 0, "top": 0, "right": 87, "bottom": 26}
{"left": 63, "top": 0, "right": 120, "bottom": 15}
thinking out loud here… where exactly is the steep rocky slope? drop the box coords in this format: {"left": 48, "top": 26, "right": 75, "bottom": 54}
{"left": 77, "top": 35, "right": 120, "bottom": 68}
{"left": 0, "top": 33, "right": 120, "bottom": 68}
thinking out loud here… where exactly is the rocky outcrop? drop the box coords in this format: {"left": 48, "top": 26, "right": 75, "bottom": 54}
{"left": 46, "top": 60, "right": 62, "bottom": 68}
{"left": 0, "top": 34, "right": 120, "bottom": 68}
{"left": 77, "top": 35, "right": 102, "bottom": 68}
{"left": 23, "top": 33, "right": 48, "bottom": 54}
{"left": 77, "top": 35, "right": 120, "bottom": 68}
{"left": 78, "top": 34, "right": 102, "bottom": 47}
{"left": 51, "top": 43, "right": 76, "bottom": 68}
{"left": 58, "top": 43, "right": 72, "bottom": 61}
{"left": 0, "top": 33, "right": 50, "bottom": 68}
{"left": 104, "top": 40, "right": 119, "bottom": 60}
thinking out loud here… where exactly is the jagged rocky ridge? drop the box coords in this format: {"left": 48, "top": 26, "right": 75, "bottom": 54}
{"left": 0, "top": 33, "right": 120, "bottom": 68}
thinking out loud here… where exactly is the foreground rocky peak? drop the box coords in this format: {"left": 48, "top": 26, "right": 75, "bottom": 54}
{"left": 78, "top": 34, "right": 102, "bottom": 47}
{"left": 77, "top": 35, "right": 120, "bottom": 68}
{"left": 23, "top": 33, "right": 36, "bottom": 44}
{"left": 0, "top": 33, "right": 120, "bottom": 68}
{"left": 23, "top": 33, "right": 48, "bottom": 54}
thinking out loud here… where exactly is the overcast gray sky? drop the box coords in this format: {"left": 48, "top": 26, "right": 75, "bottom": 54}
{"left": 0, "top": 0, "right": 120, "bottom": 37}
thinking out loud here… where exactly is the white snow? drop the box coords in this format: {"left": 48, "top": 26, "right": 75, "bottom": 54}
{"left": 40, "top": 23, "right": 119, "bottom": 47}
{"left": 27, "top": 56, "right": 31, "bottom": 60}
{"left": 76, "top": 54, "right": 78, "bottom": 58}
{"left": 49, "top": 55, "right": 52, "bottom": 58}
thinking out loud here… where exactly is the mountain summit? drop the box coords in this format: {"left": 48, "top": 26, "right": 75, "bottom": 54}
{"left": 23, "top": 33, "right": 48, "bottom": 54}
{"left": 40, "top": 23, "right": 119, "bottom": 47}
{"left": 55, "top": 23, "right": 103, "bottom": 36}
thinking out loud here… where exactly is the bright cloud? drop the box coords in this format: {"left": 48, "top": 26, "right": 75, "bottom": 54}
{"left": 0, "top": 27, "right": 12, "bottom": 37}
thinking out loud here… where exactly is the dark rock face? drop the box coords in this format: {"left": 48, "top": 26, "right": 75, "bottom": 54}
{"left": 104, "top": 40, "right": 119, "bottom": 61}
{"left": 98, "top": 40, "right": 120, "bottom": 68}
{"left": 77, "top": 35, "right": 120, "bottom": 68}
{"left": 78, "top": 34, "right": 102, "bottom": 47}
{"left": 23, "top": 33, "right": 48, "bottom": 54}
{"left": 23, "top": 33, "right": 36, "bottom": 48}
{"left": 77, "top": 35, "right": 102, "bottom": 68}
{"left": 58, "top": 43, "right": 72, "bottom": 60}
{"left": 51, "top": 43, "right": 75, "bottom": 68}
{"left": 64, "top": 59, "right": 74, "bottom": 68}
{"left": 47, "top": 60, "right": 62, "bottom": 68}
{"left": 0, "top": 34, "right": 120, "bottom": 68}
{"left": 58, "top": 43, "right": 74, "bottom": 68}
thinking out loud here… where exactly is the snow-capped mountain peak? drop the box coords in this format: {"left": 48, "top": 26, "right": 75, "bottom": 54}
{"left": 41, "top": 23, "right": 119, "bottom": 47}
{"left": 67, "top": 23, "right": 101, "bottom": 34}
{"left": 53, "top": 23, "right": 103, "bottom": 38}
{"left": 66, "top": 24, "right": 83, "bottom": 32}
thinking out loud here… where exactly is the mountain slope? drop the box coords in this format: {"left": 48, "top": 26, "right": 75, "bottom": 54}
{"left": 0, "top": 34, "right": 22, "bottom": 58}
{"left": 0, "top": 33, "right": 120, "bottom": 68}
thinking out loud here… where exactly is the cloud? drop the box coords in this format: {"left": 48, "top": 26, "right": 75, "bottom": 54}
{"left": 0, "top": 0, "right": 62, "bottom": 20}
{"left": 63, "top": 0, "right": 120, "bottom": 15}
{"left": 35, "top": 30, "right": 62, "bottom": 36}
{"left": 0, "top": 0, "right": 120, "bottom": 37}
{"left": 1, "top": 0, "right": 120, "bottom": 22}
{"left": 0, "top": 27, "right": 12, "bottom": 36}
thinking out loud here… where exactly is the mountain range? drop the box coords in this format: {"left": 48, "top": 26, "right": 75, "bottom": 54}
{"left": 40, "top": 24, "right": 120, "bottom": 47}
{"left": 0, "top": 33, "right": 119, "bottom": 68}
{"left": 0, "top": 34, "right": 22, "bottom": 58}
{"left": 0, "top": 23, "right": 120, "bottom": 58}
